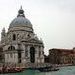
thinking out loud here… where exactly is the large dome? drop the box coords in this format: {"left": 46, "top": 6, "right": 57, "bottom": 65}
{"left": 9, "top": 7, "right": 32, "bottom": 28}
{"left": 9, "top": 17, "right": 32, "bottom": 28}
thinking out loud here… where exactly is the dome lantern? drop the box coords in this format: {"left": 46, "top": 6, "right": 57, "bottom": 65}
{"left": 17, "top": 6, "right": 25, "bottom": 17}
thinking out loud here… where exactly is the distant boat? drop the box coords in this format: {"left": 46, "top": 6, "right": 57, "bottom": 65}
{"left": 27, "top": 65, "right": 59, "bottom": 72}
{"left": 38, "top": 66, "right": 59, "bottom": 72}
{"left": 38, "top": 68, "right": 59, "bottom": 72}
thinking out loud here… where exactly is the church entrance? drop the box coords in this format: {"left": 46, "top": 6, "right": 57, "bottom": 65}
{"left": 30, "top": 47, "right": 35, "bottom": 63}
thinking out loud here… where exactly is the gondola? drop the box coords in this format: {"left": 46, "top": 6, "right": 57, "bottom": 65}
{"left": 38, "top": 67, "right": 59, "bottom": 72}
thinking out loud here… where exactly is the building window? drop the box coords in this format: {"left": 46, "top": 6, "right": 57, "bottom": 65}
{"left": 13, "top": 34, "right": 16, "bottom": 40}
{"left": 8, "top": 46, "right": 15, "bottom": 50}
{"left": 25, "top": 46, "right": 28, "bottom": 57}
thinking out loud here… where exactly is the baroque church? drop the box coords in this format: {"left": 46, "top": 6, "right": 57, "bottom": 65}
{"left": 0, "top": 7, "right": 44, "bottom": 64}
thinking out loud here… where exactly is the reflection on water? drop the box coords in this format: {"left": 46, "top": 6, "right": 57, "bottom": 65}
{"left": 1, "top": 66, "right": 75, "bottom": 75}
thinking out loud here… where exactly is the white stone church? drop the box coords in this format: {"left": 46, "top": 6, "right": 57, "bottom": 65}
{"left": 0, "top": 7, "right": 44, "bottom": 64}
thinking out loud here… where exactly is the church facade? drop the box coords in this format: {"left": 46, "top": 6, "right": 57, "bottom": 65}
{"left": 0, "top": 7, "right": 44, "bottom": 64}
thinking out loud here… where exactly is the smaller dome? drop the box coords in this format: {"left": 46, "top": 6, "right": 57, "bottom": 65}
{"left": 9, "top": 6, "right": 32, "bottom": 28}
{"left": 17, "top": 6, "right": 25, "bottom": 17}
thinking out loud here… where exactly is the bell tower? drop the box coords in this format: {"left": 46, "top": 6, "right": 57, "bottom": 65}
{"left": 1, "top": 28, "right": 6, "bottom": 43}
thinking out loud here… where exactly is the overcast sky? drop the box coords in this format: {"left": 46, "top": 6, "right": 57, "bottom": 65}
{"left": 0, "top": 0, "right": 75, "bottom": 55}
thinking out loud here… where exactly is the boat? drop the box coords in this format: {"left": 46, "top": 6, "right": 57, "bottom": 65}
{"left": 27, "top": 65, "right": 59, "bottom": 72}
{"left": 38, "top": 67, "right": 59, "bottom": 72}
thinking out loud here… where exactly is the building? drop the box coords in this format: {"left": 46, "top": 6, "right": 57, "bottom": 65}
{"left": 44, "top": 55, "right": 49, "bottom": 63}
{"left": 0, "top": 7, "right": 44, "bottom": 64}
{"left": 0, "top": 47, "right": 4, "bottom": 63}
{"left": 48, "top": 48, "right": 75, "bottom": 65}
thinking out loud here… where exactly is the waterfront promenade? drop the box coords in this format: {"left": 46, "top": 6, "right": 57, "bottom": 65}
{"left": 0, "top": 63, "right": 75, "bottom": 75}
{"left": 0, "top": 63, "right": 52, "bottom": 69}
{"left": 0, "top": 63, "right": 73, "bottom": 70}
{"left": 0, "top": 66, "right": 75, "bottom": 75}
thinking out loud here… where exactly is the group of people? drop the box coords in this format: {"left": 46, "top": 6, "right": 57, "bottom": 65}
{"left": 0, "top": 63, "right": 24, "bottom": 73}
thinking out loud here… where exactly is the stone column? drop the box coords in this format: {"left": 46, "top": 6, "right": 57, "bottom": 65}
{"left": 21, "top": 44, "right": 25, "bottom": 63}
{"left": 27, "top": 45, "right": 30, "bottom": 62}
{"left": 25, "top": 45, "right": 30, "bottom": 63}
{"left": 34, "top": 46, "right": 38, "bottom": 63}
{"left": 14, "top": 53, "right": 18, "bottom": 63}
{"left": 35, "top": 46, "right": 41, "bottom": 63}
{"left": 40, "top": 46, "right": 44, "bottom": 63}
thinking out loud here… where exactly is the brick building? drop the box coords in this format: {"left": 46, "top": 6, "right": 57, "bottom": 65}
{"left": 48, "top": 48, "right": 75, "bottom": 65}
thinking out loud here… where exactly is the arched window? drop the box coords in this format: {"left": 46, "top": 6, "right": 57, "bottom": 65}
{"left": 30, "top": 47, "right": 35, "bottom": 63}
{"left": 13, "top": 34, "right": 16, "bottom": 40}
{"left": 8, "top": 46, "right": 15, "bottom": 50}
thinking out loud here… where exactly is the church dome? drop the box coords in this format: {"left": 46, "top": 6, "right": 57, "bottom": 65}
{"left": 9, "top": 6, "right": 32, "bottom": 28}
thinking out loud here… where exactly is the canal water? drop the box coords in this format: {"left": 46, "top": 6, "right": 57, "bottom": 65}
{"left": 1, "top": 66, "right": 75, "bottom": 75}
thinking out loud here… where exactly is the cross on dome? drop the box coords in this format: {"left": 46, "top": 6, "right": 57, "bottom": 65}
{"left": 20, "top": 6, "right": 22, "bottom": 9}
